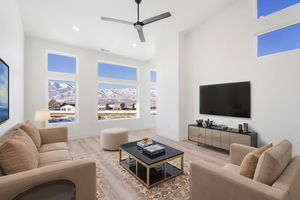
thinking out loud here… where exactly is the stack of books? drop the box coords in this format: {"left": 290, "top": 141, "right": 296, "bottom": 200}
{"left": 143, "top": 144, "right": 165, "bottom": 156}
{"left": 137, "top": 140, "right": 152, "bottom": 148}
{"left": 126, "top": 157, "right": 136, "bottom": 167}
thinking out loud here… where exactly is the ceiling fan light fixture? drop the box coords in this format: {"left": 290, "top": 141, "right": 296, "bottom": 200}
{"left": 132, "top": 44, "right": 137, "bottom": 47}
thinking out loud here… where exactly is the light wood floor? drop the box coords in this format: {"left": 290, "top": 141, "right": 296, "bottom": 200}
{"left": 68, "top": 128, "right": 229, "bottom": 167}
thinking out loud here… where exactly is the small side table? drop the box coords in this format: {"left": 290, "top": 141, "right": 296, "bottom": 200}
{"left": 13, "top": 179, "right": 76, "bottom": 200}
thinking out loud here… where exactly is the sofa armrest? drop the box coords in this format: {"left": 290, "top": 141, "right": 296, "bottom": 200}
{"left": 230, "top": 143, "right": 257, "bottom": 165}
{"left": 0, "top": 159, "right": 96, "bottom": 200}
{"left": 190, "top": 160, "right": 288, "bottom": 200}
{"left": 39, "top": 127, "right": 68, "bottom": 144}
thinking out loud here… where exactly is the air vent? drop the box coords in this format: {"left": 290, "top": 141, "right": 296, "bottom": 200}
{"left": 101, "top": 48, "right": 110, "bottom": 53}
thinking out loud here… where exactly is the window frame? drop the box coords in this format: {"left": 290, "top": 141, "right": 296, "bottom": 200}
{"left": 46, "top": 50, "right": 79, "bottom": 75}
{"left": 97, "top": 60, "right": 139, "bottom": 122}
{"left": 255, "top": 20, "right": 300, "bottom": 58}
{"left": 46, "top": 77, "right": 79, "bottom": 126}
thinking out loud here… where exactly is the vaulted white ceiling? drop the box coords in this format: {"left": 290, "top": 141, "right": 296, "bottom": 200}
{"left": 17, "top": 0, "right": 238, "bottom": 62}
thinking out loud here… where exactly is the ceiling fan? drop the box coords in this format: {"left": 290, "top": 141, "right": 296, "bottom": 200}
{"left": 101, "top": 0, "right": 171, "bottom": 43}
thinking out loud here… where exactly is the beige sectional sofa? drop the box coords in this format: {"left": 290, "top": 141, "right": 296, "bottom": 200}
{"left": 190, "top": 140, "right": 300, "bottom": 200}
{"left": 0, "top": 121, "right": 96, "bottom": 200}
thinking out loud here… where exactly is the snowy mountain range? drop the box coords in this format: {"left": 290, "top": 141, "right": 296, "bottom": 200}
{"left": 48, "top": 82, "right": 157, "bottom": 103}
{"left": 48, "top": 82, "right": 76, "bottom": 104}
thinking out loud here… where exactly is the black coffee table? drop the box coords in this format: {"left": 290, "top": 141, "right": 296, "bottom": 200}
{"left": 119, "top": 141, "right": 184, "bottom": 188}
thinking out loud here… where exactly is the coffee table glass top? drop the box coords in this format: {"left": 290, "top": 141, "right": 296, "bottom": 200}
{"left": 120, "top": 141, "right": 184, "bottom": 165}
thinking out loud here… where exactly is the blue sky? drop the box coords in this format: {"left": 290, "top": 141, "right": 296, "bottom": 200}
{"left": 258, "top": 23, "right": 300, "bottom": 57}
{"left": 48, "top": 53, "right": 76, "bottom": 74}
{"left": 49, "top": 80, "right": 76, "bottom": 86}
{"left": 98, "top": 62, "right": 137, "bottom": 81}
{"left": 98, "top": 83, "right": 136, "bottom": 90}
{"left": 151, "top": 71, "right": 157, "bottom": 83}
{"left": 257, "top": 0, "right": 300, "bottom": 18}
{"left": 0, "top": 60, "right": 8, "bottom": 106}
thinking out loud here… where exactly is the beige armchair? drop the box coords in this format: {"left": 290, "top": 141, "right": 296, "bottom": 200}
{"left": 190, "top": 143, "right": 300, "bottom": 200}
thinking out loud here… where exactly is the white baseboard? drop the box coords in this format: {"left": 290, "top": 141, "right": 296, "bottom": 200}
{"left": 156, "top": 131, "right": 180, "bottom": 141}
{"left": 68, "top": 125, "right": 156, "bottom": 140}
{"left": 68, "top": 132, "right": 100, "bottom": 140}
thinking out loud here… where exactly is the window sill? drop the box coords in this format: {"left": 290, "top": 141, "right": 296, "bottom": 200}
{"left": 98, "top": 117, "right": 139, "bottom": 122}
{"left": 47, "top": 121, "right": 79, "bottom": 126}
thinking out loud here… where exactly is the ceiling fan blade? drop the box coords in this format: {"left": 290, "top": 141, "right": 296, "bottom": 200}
{"left": 101, "top": 17, "right": 134, "bottom": 25}
{"left": 137, "top": 29, "right": 145, "bottom": 42}
{"left": 142, "top": 12, "right": 171, "bottom": 26}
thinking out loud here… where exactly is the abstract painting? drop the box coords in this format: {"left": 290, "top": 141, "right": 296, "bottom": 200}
{"left": 0, "top": 58, "right": 9, "bottom": 124}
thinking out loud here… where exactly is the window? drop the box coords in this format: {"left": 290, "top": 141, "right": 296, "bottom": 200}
{"left": 98, "top": 62, "right": 137, "bottom": 81}
{"left": 150, "top": 88, "right": 156, "bottom": 116}
{"left": 47, "top": 53, "right": 77, "bottom": 74}
{"left": 257, "top": 23, "right": 300, "bottom": 57}
{"left": 48, "top": 80, "right": 76, "bottom": 123}
{"left": 257, "top": 0, "right": 300, "bottom": 19}
{"left": 150, "top": 70, "right": 157, "bottom": 115}
{"left": 150, "top": 70, "right": 157, "bottom": 83}
{"left": 98, "top": 83, "right": 137, "bottom": 120}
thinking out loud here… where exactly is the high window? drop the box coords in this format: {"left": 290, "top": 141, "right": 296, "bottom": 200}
{"left": 98, "top": 62, "right": 138, "bottom": 120}
{"left": 257, "top": 0, "right": 300, "bottom": 19}
{"left": 47, "top": 53, "right": 77, "bottom": 74}
{"left": 98, "top": 62, "right": 137, "bottom": 81}
{"left": 257, "top": 23, "right": 300, "bottom": 57}
{"left": 150, "top": 70, "right": 157, "bottom": 83}
{"left": 47, "top": 52, "right": 78, "bottom": 124}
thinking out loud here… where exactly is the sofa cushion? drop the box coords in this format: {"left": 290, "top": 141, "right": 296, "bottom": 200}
{"left": 39, "top": 150, "right": 73, "bottom": 168}
{"left": 38, "top": 160, "right": 74, "bottom": 168}
{"left": 239, "top": 143, "right": 273, "bottom": 179}
{"left": 0, "top": 128, "right": 39, "bottom": 175}
{"left": 222, "top": 163, "right": 240, "bottom": 174}
{"left": 39, "top": 142, "right": 69, "bottom": 153}
{"left": 20, "top": 120, "right": 42, "bottom": 150}
{"left": 253, "top": 139, "right": 292, "bottom": 185}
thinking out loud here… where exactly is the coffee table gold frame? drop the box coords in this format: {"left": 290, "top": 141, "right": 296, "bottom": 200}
{"left": 119, "top": 147, "right": 184, "bottom": 189}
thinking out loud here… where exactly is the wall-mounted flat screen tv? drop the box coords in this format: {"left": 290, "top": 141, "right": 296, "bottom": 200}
{"left": 200, "top": 81, "right": 250, "bottom": 118}
{"left": 0, "top": 58, "right": 9, "bottom": 124}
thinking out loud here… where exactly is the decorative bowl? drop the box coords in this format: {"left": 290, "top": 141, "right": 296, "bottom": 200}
{"left": 196, "top": 119, "right": 203, "bottom": 125}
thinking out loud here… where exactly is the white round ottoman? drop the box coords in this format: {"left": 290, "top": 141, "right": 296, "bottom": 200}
{"left": 100, "top": 128, "right": 128, "bottom": 150}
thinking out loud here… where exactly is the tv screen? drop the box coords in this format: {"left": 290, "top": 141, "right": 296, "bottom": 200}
{"left": 0, "top": 58, "right": 9, "bottom": 124}
{"left": 200, "top": 81, "right": 250, "bottom": 118}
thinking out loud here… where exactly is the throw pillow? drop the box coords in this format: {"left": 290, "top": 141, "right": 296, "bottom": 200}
{"left": 27, "top": 120, "right": 39, "bottom": 132}
{"left": 0, "top": 128, "right": 39, "bottom": 175}
{"left": 239, "top": 143, "right": 273, "bottom": 179}
{"left": 20, "top": 120, "right": 42, "bottom": 150}
{"left": 253, "top": 139, "right": 292, "bottom": 185}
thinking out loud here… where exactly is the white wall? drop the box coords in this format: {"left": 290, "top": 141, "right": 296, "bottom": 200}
{"left": 156, "top": 30, "right": 186, "bottom": 141}
{"left": 185, "top": 0, "right": 300, "bottom": 155}
{"left": 0, "top": 0, "right": 24, "bottom": 136}
{"left": 24, "top": 38, "right": 156, "bottom": 139}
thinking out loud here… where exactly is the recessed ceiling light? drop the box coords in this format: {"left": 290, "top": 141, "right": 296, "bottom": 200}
{"left": 73, "top": 26, "right": 79, "bottom": 31}
{"left": 132, "top": 44, "right": 137, "bottom": 47}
